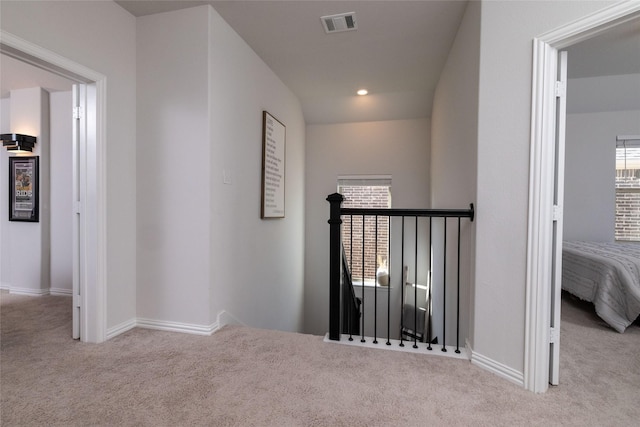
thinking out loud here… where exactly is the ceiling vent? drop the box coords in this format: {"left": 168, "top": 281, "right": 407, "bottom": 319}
{"left": 321, "top": 12, "right": 357, "bottom": 34}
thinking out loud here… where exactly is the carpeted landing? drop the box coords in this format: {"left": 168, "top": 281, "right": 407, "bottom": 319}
{"left": 1, "top": 291, "right": 639, "bottom": 426}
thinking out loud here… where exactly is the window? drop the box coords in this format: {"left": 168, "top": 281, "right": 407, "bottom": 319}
{"left": 338, "top": 176, "right": 391, "bottom": 286}
{"left": 615, "top": 144, "right": 640, "bottom": 241}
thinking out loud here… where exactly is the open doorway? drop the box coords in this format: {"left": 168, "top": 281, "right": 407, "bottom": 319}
{"left": 0, "top": 54, "right": 74, "bottom": 299}
{"left": 0, "top": 32, "right": 107, "bottom": 343}
{"left": 563, "top": 22, "right": 640, "bottom": 242}
{"left": 559, "top": 13, "right": 640, "bottom": 372}
{"left": 526, "top": 3, "right": 640, "bottom": 393}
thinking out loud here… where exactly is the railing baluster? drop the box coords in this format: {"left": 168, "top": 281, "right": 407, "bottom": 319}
{"left": 442, "top": 218, "right": 447, "bottom": 352}
{"left": 413, "top": 216, "right": 418, "bottom": 349}
{"left": 343, "top": 257, "right": 349, "bottom": 338}
{"left": 399, "top": 216, "right": 405, "bottom": 348}
{"left": 350, "top": 215, "right": 353, "bottom": 276}
{"left": 456, "top": 217, "right": 461, "bottom": 354}
{"left": 373, "top": 215, "right": 378, "bottom": 344}
{"left": 361, "top": 214, "right": 366, "bottom": 343}
{"left": 427, "top": 217, "right": 432, "bottom": 350}
{"left": 386, "top": 215, "right": 391, "bottom": 346}
{"left": 349, "top": 214, "right": 354, "bottom": 341}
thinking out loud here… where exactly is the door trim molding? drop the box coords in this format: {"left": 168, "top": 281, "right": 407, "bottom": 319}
{"left": 525, "top": 1, "right": 640, "bottom": 393}
{"left": 0, "top": 30, "right": 108, "bottom": 343}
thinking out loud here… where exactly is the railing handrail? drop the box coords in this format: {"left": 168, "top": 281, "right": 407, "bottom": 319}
{"left": 339, "top": 205, "right": 474, "bottom": 221}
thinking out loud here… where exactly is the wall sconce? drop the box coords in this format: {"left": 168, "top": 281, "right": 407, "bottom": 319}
{"left": 0, "top": 133, "right": 37, "bottom": 152}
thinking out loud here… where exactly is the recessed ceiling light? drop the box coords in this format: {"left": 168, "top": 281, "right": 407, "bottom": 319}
{"left": 357, "top": 89, "right": 368, "bottom": 96}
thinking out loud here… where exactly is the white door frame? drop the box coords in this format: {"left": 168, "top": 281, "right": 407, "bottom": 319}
{"left": 525, "top": 1, "right": 640, "bottom": 393}
{"left": 0, "top": 30, "right": 108, "bottom": 343}
{"left": 549, "top": 50, "right": 568, "bottom": 386}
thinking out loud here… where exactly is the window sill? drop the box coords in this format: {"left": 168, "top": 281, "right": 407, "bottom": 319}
{"left": 352, "top": 280, "right": 392, "bottom": 290}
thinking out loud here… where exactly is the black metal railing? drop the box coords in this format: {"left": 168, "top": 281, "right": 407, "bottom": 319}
{"left": 327, "top": 192, "right": 475, "bottom": 353}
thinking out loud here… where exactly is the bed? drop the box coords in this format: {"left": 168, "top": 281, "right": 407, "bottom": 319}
{"left": 562, "top": 241, "right": 640, "bottom": 333}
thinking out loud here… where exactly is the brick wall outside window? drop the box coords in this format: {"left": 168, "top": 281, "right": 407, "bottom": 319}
{"left": 615, "top": 168, "right": 640, "bottom": 241}
{"left": 339, "top": 185, "right": 390, "bottom": 282}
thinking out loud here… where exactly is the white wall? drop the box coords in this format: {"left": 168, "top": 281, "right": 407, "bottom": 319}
{"left": 136, "top": 5, "right": 306, "bottom": 332}
{"left": 0, "top": 98, "right": 9, "bottom": 289}
{"left": 5, "top": 88, "right": 50, "bottom": 295}
{"left": 564, "top": 109, "right": 640, "bottom": 241}
{"left": 430, "top": 0, "right": 480, "bottom": 348}
{"left": 0, "top": 98, "right": 8, "bottom": 130}
{"left": 0, "top": 91, "right": 73, "bottom": 295}
{"left": 136, "top": 7, "right": 212, "bottom": 327}
{"left": 567, "top": 74, "right": 640, "bottom": 114}
{"left": 1, "top": 0, "right": 138, "bottom": 328}
{"left": 208, "top": 8, "right": 306, "bottom": 332}
{"left": 474, "top": 0, "right": 613, "bottom": 376}
{"left": 304, "top": 119, "right": 430, "bottom": 335}
{"left": 50, "top": 91, "right": 73, "bottom": 294}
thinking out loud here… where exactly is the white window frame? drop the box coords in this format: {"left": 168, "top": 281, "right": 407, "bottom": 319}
{"left": 615, "top": 144, "right": 640, "bottom": 242}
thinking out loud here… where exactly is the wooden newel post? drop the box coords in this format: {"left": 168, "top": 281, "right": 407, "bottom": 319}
{"left": 327, "top": 192, "right": 344, "bottom": 341}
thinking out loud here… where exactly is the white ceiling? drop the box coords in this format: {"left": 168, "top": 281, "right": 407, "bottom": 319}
{"left": 116, "top": 0, "right": 469, "bottom": 124}
{"left": 2, "top": 1, "right": 639, "bottom": 123}
{"left": 566, "top": 21, "right": 640, "bottom": 79}
{"left": 0, "top": 54, "right": 74, "bottom": 99}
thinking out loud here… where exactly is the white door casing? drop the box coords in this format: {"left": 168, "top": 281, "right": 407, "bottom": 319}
{"left": 549, "top": 50, "right": 567, "bottom": 386}
{"left": 72, "top": 84, "right": 84, "bottom": 339}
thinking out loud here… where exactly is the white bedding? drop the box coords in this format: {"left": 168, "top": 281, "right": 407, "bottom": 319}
{"left": 562, "top": 241, "right": 640, "bottom": 333}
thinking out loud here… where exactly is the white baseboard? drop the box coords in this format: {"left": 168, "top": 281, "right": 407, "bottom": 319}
{"left": 324, "top": 333, "right": 469, "bottom": 360}
{"left": 136, "top": 317, "right": 218, "bottom": 336}
{"left": 106, "top": 317, "right": 217, "bottom": 340}
{"left": 465, "top": 339, "right": 473, "bottom": 361}
{"left": 106, "top": 318, "right": 137, "bottom": 340}
{"left": 9, "top": 287, "right": 49, "bottom": 296}
{"left": 0, "top": 282, "right": 11, "bottom": 291}
{"left": 101, "top": 310, "right": 243, "bottom": 340}
{"left": 217, "top": 310, "right": 244, "bottom": 328}
{"left": 470, "top": 349, "right": 524, "bottom": 388}
{"left": 4, "top": 287, "right": 72, "bottom": 297}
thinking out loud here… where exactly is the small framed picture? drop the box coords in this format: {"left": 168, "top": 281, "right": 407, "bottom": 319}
{"left": 9, "top": 156, "right": 39, "bottom": 222}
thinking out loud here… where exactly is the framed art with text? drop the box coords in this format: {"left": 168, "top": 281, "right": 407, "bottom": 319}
{"left": 261, "top": 111, "right": 286, "bottom": 219}
{"left": 9, "top": 156, "right": 39, "bottom": 222}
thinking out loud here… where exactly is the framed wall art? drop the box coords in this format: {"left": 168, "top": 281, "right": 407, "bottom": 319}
{"left": 261, "top": 111, "right": 286, "bottom": 219}
{"left": 9, "top": 156, "right": 39, "bottom": 222}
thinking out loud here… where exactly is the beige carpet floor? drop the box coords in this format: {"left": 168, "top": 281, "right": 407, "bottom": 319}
{"left": 1, "top": 290, "right": 639, "bottom": 426}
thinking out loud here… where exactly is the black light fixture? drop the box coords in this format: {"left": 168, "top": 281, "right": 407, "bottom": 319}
{"left": 0, "top": 133, "right": 37, "bottom": 152}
